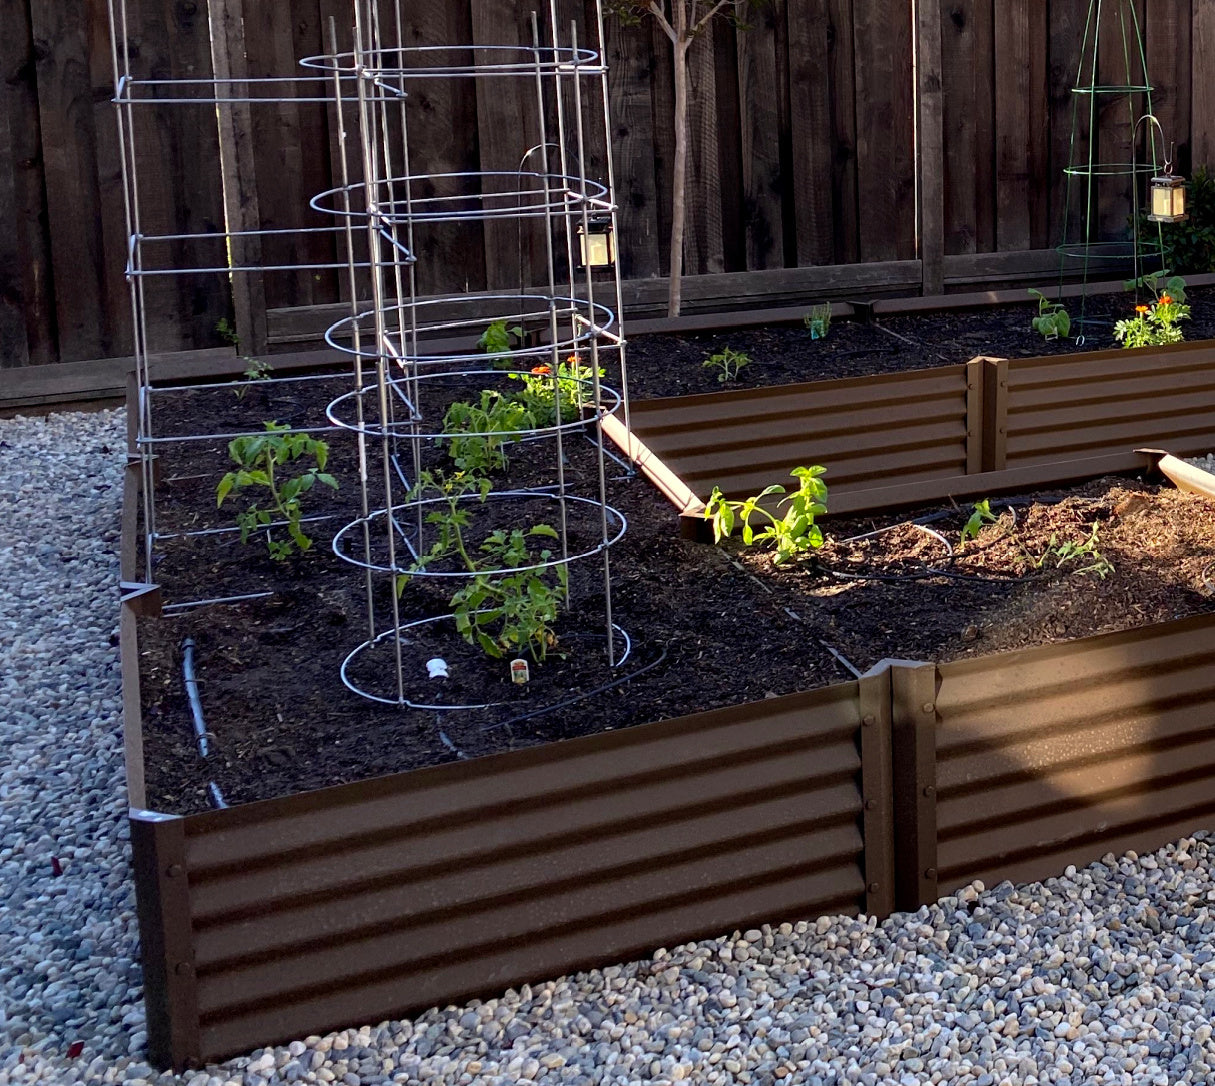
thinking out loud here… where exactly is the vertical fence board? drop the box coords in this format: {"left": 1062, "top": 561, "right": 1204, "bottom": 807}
{"left": 785, "top": 0, "right": 833, "bottom": 267}
{"left": 1094, "top": 0, "right": 1147, "bottom": 241}
{"left": 994, "top": 0, "right": 1049, "bottom": 252}
{"left": 470, "top": 0, "right": 542, "bottom": 291}
{"left": 242, "top": 0, "right": 337, "bottom": 312}
{"left": 649, "top": 20, "right": 676, "bottom": 279}
{"left": 1048, "top": 0, "right": 1089, "bottom": 248}
{"left": 941, "top": 0, "right": 994, "bottom": 255}
{"left": 208, "top": 0, "right": 267, "bottom": 352}
{"left": 399, "top": 3, "right": 485, "bottom": 297}
{"left": 685, "top": 24, "right": 724, "bottom": 275}
{"left": 1146, "top": 1, "right": 1191, "bottom": 175}
{"left": 713, "top": 21, "right": 744, "bottom": 273}
{"left": 27, "top": 0, "right": 110, "bottom": 362}
{"left": 1193, "top": 1, "right": 1215, "bottom": 168}
{"left": 916, "top": 0, "right": 944, "bottom": 292}
{"left": 826, "top": 0, "right": 858, "bottom": 266}
{"left": 159, "top": 0, "right": 231, "bottom": 348}
{"left": 606, "top": 15, "right": 661, "bottom": 280}
{"left": 85, "top": 0, "right": 133, "bottom": 360}
{"left": 121, "top": 0, "right": 199, "bottom": 355}
{"left": 0, "top": 1, "right": 46, "bottom": 367}
{"left": 852, "top": 0, "right": 915, "bottom": 262}
{"left": 0, "top": 85, "right": 25, "bottom": 367}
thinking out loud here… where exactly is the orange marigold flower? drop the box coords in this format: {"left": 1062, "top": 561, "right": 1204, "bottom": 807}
{"left": 1160, "top": 295, "right": 1173, "bottom": 305}
{"left": 567, "top": 355, "right": 578, "bottom": 365}
{"left": 531, "top": 364, "right": 552, "bottom": 375}
{"left": 1135, "top": 305, "right": 1150, "bottom": 314}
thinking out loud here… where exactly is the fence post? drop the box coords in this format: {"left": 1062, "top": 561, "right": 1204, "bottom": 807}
{"left": 914, "top": 0, "right": 945, "bottom": 296}
{"left": 890, "top": 661, "right": 938, "bottom": 911}
{"left": 130, "top": 811, "right": 201, "bottom": 1071}
{"left": 858, "top": 664, "right": 896, "bottom": 919}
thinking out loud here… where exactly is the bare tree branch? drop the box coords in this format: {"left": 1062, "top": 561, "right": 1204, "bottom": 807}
{"left": 648, "top": 1, "right": 677, "bottom": 42}
{"left": 691, "top": 0, "right": 732, "bottom": 36}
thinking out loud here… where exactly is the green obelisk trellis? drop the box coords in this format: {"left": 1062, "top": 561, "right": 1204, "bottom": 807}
{"left": 1058, "top": 0, "right": 1168, "bottom": 341}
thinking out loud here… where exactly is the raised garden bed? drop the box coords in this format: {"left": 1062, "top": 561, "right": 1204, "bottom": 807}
{"left": 623, "top": 339, "right": 1215, "bottom": 526}
{"left": 624, "top": 284, "right": 1215, "bottom": 399}
{"left": 123, "top": 342, "right": 1215, "bottom": 1070}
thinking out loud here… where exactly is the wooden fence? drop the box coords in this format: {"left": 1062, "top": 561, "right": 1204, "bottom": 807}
{"left": 4, "top": 0, "right": 1215, "bottom": 368}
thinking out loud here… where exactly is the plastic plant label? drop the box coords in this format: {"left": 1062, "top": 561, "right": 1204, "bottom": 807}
{"left": 510, "top": 658, "right": 531, "bottom": 685}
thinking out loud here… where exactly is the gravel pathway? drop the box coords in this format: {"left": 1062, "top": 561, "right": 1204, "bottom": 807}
{"left": 4, "top": 408, "right": 1215, "bottom": 1086}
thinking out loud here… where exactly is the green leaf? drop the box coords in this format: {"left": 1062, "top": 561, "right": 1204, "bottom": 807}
{"left": 288, "top": 521, "right": 310, "bottom": 550}
{"left": 216, "top": 473, "right": 236, "bottom": 507}
{"left": 478, "top": 632, "right": 503, "bottom": 658}
{"left": 719, "top": 503, "right": 735, "bottom": 540}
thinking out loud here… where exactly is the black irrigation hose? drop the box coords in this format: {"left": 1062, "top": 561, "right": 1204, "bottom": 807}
{"left": 181, "top": 639, "right": 230, "bottom": 811}
{"left": 480, "top": 644, "right": 671, "bottom": 733}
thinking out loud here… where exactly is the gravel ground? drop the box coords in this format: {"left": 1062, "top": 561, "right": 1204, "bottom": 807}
{"left": 5, "top": 408, "right": 1215, "bottom": 1086}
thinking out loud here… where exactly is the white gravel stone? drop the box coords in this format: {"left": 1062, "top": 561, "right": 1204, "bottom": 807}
{"left": 4, "top": 407, "right": 1215, "bottom": 1086}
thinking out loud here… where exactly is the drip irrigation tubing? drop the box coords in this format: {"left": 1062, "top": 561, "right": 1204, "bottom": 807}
{"left": 181, "top": 638, "right": 232, "bottom": 811}
{"left": 819, "top": 498, "right": 1105, "bottom": 586}
{"left": 181, "top": 639, "right": 210, "bottom": 757}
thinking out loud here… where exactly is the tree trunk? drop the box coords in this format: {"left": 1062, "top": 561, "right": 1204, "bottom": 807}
{"left": 669, "top": 36, "right": 691, "bottom": 318}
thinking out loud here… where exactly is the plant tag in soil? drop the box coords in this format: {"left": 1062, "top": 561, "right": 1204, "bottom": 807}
{"left": 511, "top": 659, "right": 531, "bottom": 685}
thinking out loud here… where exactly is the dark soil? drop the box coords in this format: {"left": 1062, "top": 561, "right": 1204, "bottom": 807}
{"left": 624, "top": 285, "right": 1215, "bottom": 399}
{"left": 138, "top": 380, "right": 1215, "bottom": 814}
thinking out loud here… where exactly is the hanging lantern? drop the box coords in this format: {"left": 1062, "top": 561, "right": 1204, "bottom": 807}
{"left": 1149, "top": 170, "right": 1188, "bottom": 224}
{"left": 577, "top": 216, "right": 616, "bottom": 270}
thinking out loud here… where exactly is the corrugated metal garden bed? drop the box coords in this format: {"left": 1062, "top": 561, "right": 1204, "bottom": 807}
{"left": 122, "top": 343, "right": 1215, "bottom": 1070}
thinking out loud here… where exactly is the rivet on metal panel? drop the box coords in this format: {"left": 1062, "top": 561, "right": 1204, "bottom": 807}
{"left": 923, "top": 785, "right": 936, "bottom": 798}
{"left": 166, "top": 864, "right": 184, "bottom": 879}
{"left": 925, "top": 868, "right": 938, "bottom": 880}
{"left": 863, "top": 715, "right": 875, "bottom": 726}
{"left": 922, "top": 703, "right": 935, "bottom": 714}
{"left": 174, "top": 962, "right": 194, "bottom": 977}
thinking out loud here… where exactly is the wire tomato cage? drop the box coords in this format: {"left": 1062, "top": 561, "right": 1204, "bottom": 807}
{"left": 112, "top": 0, "right": 633, "bottom": 711}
